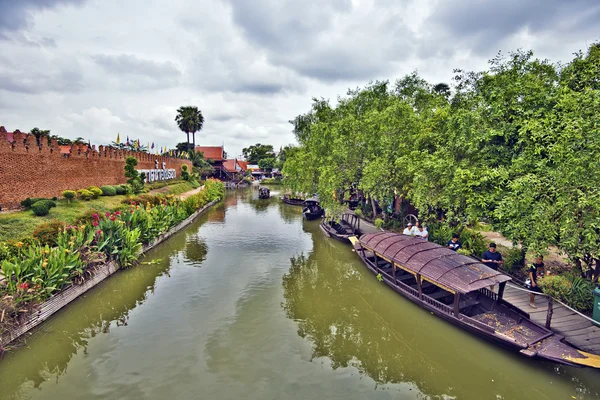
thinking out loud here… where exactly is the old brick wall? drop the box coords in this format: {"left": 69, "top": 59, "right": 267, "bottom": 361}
{"left": 0, "top": 127, "right": 192, "bottom": 210}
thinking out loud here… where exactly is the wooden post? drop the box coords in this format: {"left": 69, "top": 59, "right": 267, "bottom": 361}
{"left": 417, "top": 274, "right": 423, "bottom": 300}
{"left": 393, "top": 263, "right": 397, "bottom": 286}
{"left": 453, "top": 294, "right": 461, "bottom": 317}
{"left": 497, "top": 282, "right": 506, "bottom": 301}
{"left": 545, "top": 297, "right": 554, "bottom": 329}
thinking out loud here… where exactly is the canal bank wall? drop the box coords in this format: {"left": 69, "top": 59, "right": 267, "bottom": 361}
{"left": 1, "top": 199, "right": 219, "bottom": 348}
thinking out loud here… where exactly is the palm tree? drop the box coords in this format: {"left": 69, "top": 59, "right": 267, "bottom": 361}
{"left": 175, "top": 106, "right": 204, "bottom": 151}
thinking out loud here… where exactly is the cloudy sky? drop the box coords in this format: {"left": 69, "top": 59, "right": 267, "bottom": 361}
{"left": 1, "top": 0, "right": 599, "bottom": 158}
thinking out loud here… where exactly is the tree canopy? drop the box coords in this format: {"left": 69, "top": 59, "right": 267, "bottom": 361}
{"left": 242, "top": 143, "right": 275, "bottom": 164}
{"left": 175, "top": 106, "right": 204, "bottom": 151}
{"left": 283, "top": 43, "right": 600, "bottom": 281}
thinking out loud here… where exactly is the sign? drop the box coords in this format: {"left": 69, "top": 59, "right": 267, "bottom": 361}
{"left": 138, "top": 161, "right": 176, "bottom": 183}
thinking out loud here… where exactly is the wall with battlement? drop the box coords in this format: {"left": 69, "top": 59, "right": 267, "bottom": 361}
{"left": 0, "top": 126, "right": 192, "bottom": 210}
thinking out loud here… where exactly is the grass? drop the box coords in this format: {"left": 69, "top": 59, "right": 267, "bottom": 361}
{"left": 0, "top": 196, "right": 128, "bottom": 242}
{"left": 165, "top": 181, "right": 199, "bottom": 195}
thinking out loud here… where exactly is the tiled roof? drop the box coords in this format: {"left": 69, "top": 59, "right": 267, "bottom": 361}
{"left": 195, "top": 146, "right": 224, "bottom": 160}
{"left": 223, "top": 159, "right": 237, "bottom": 172}
{"left": 238, "top": 160, "right": 248, "bottom": 171}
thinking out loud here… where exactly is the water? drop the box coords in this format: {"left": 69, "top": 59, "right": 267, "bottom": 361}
{"left": 0, "top": 188, "right": 598, "bottom": 400}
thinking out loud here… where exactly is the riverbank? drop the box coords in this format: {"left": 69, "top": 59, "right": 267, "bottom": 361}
{"left": 0, "top": 180, "right": 225, "bottom": 352}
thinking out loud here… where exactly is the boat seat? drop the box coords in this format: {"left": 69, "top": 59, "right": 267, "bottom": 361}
{"left": 426, "top": 290, "right": 451, "bottom": 300}
{"left": 459, "top": 297, "right": 480, "bottom": 310}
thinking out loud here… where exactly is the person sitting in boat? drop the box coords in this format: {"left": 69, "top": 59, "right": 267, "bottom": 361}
{"left": 527, "top": 255, "right": 545, "bottom": 308}
{"left": 447, "top": 234, "right": 462, "bottom": 251}
{"left": 414, "top": 225, "right": 428, "bottom": 240}
{"left": 402, "top": 222, "right": 414, "bottom": 235}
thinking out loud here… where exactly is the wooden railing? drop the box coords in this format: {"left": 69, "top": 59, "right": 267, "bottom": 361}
{"left": 478, "top": 288, "right": 497, "bottom": 301}
{"left": 423, "top": 295, "right": 454, "bottom": 315}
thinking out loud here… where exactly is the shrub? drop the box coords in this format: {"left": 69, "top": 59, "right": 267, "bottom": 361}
{"left": 78, "top": 189, "right": 93, "bottom": 201}
{"left": 374, "top": 218, "right": 384, "bottom": 229}
{"left": 43, "top": 200, "right": 57, "bottom": 209}
{"left": 51, "top": 196, "right": 58, "bottom": 201}
{"left": 114, "top": 185, "right": 126, "bottom": 195}
{"left": 62, "top": 190, "right": 77, "bottom": 203}
{"left": 21, "top": 197, "right": 33, "bottom": 209}
{"left": 181, "top": 165, "right": 190, "bottom": 181}
{"left": 33, "top": 219, "right": 66, "bottom": 246}
{"left": 31, "top": 201, "right": 50, "bottom": 216}
{"left": 101, "top": 185, "right": 117, "bottom": 196}
{"left": 88, "top": 186, "right": 103, "bottom": 199}
{"left": 502, "top": 247, "right": 525, "bottom": 272}
{"left": 354, "top": 208, "right": 363, "bottom": 217}
{"left": 120, "top": 184, "right": 133, "bottom": 194}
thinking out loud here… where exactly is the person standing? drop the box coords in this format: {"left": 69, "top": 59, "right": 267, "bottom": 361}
{"left": 527, "top": 255, "right": 545, "bottom": 308}
{"left": 447, "top": 234, "right": 462, "bottom": 251}
{"left": 481, "top": 243, "right": 503, "bottom": 290}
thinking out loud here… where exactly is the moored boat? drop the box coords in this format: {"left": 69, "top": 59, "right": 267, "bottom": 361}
{"left": 258, "top": 186, "right": 270, "bottom": 199}
{"left": 349, "top": 232, "right": 600, "bottom": 368}
{"left": 320, "top": 213, "right": 362, "bottom": 243}
{"left": 280, "top": 195, "right": 306, "bottom": 206}
{"left": 303, "top": 198, "right": 324, "bottom": 220}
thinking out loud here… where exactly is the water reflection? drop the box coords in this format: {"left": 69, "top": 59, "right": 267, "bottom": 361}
{"left": 281, "top": 230, "right": 600, "bottom": 399}
{"left": 184, "top": 235, "right": 208, "bottom": 265}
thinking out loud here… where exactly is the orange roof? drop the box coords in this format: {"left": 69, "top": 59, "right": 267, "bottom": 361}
{"left": 223, "top": 159, "right": 238, "bottom": 172}
{"left": 195, "top": 146, "right": 223, "bottom": 160}
{"left": 238, "top": 160, "right": 248, "bottom": 171}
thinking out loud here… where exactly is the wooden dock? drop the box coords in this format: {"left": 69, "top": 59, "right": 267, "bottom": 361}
{"left": 503, "top": 284, "right": 600, "bottom": 354}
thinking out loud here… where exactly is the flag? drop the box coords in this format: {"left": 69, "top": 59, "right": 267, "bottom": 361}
{"left": 116, "top": 133, "right": 121, "bottom": 144}
{"left": 151, "top": 142, "right": 154, "bottom": 149}
{"left": 126, "top": 136, "right": 130, "bottom": 146}
{"left": 137, "top": 139, "right": 140, "bottom": 148}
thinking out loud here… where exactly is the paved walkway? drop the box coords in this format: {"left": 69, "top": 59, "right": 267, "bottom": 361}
{"left": 503, "top": 284, "right": 600, "bottom": 353}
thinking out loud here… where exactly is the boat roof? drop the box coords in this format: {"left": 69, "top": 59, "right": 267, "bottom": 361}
{"left": 304, "top": 197, "right": 319, "bottom": 203}
{"left": 359, "top": 232, "right": 511, "bottom": 294}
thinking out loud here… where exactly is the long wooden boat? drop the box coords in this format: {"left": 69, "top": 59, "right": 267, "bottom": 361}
{"left": 303, "top": 198, "right": 324, "bottom": 221}
{"left": 280, "top": 196, "right": 305, "bottom": 206}
{"left": 320, "top": 213, "right": 362, "bottom": 243}
{"left": 349, "top": 232, "right": 600, "bottom": 368}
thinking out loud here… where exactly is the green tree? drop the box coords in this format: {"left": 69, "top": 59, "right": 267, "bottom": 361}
{"left": 242, "top": 143, "right": 275, "bottom": 164}
{"left": 175, "top": 106, "right": 204, "bottom": 151}
{"left": 124, "top": 157, "right": 145, "bottom": 193}
{"left": 258, "top": 157, "right": 276, "bottom": 172}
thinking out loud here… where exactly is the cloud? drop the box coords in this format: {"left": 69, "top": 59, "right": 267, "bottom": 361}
{"left": 0, "top": 56, "right": 85, "bottom": 94}
{"left": 0, "top": 0, "right": 87, "bottom": 39}
{"left": 92, "top": 54, "right": 182, "bottom": 91}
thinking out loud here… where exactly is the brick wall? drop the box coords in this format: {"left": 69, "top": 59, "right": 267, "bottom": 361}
{"left": 0, "top": 126, "right": 193, "bottom": 210}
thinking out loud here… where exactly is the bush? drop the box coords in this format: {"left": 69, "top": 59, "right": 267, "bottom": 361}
{"left": 354, "top": 208, "right": 363, "bottom": 217}
{"left": 78, "top": 189, "right": 93, "bottom": 201}
{"left": 374, "top": 218, "right": 384, "bottom": 229}
{"left": 101, "top": 185, "right": 117, "bottom": 196}
{"left": 114, "top": 185, "right": 126, "bottom": 195}
{"left": 88, "top": 186, "right": 103, "bottom": 199}
{"left": 181, "top": 165, "right": 190, "bottom": 181}
{"left": 503, "top": 247, "right": 525, "bottom": 272}
{"left": 33, "top": 219, "right": 66, "bottom": 246}
{"left": 120, "top": 183, "right": 133, "bottom": 195}
{"left": 43, "top": 200, "right": 57, "bottom": 209}
{"left": 31, "top": 201, "right": 50, "bottom": 216}
{"left": 21, "top": 197, "right": 53, "bottom": 209}
{"left": 539, "top": 273, "right": 595, "bottom": 313}
{"left": 62, "top": 190, "right": 77, "bottom": 202}
{"left": 21, "top": 198, "right": 33, "bottom": 209}
{"left": 51, "top": 196, "right": 58, "bottom": 201}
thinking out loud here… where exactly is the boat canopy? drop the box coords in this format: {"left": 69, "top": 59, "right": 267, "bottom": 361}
{"left": 304, "top": 197, "right": 319, "bottom": 203}
{"left": 359, "top": 232, "right": 511, "bottom": 294}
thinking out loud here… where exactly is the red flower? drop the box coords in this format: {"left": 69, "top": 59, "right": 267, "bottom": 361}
{"left": 105, "top": 212, "right": 110, "bottom": 217}
{"left": 92, "top": 220, "right": 99, "bottom": 227}
{"left": 110, "top": 216, "right": 116, "bottom": 221}
{"left": 92, "top": 213, "right": 99, "bottom": 220}
{"left": 19, "top": 282, "right": 29, "bottom": 290}
{"left": 115, "top": 211, "right": 121, "bottom": 216}
{"left": 97, "top": 229, "right": 103, "bottom": 235}
{"left": 131, "top": 201, "right": 136, "bottom": 205}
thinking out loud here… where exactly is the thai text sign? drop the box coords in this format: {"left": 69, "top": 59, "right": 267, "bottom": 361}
{"left": 138, "top": 169, "right": 177, "bottom": 183}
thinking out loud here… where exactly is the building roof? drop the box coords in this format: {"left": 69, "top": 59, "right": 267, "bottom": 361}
{"left": 238, "top": 160, "right": 248, "bottom": 171}
{"left": 195, "top": 146, "right": 224, "bottom": 160}
{"left": 223, "top": 159, "right": 242, "bottom": 173}
{"left": 359, "top": 232, "right": 511, "bottom": 294}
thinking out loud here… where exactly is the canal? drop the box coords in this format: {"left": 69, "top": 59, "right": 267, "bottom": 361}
{"left": 0, "top": 188, "right": 598, "bottom": 400}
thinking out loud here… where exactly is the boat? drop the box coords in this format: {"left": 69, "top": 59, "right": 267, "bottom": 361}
{"left": 303, "top": 198, "right": 325, "bottom": 220}
{"left": 280, "top": 195, "right": 306, "bottom": 206}
{"left": 258, "top": 186, "right": 270, "bottom": 199}
{"left": 349, "top": 232, "right": 600, "bottom": 368}
{"left": 320, "top": 213, "right": 362, "bottom": 243}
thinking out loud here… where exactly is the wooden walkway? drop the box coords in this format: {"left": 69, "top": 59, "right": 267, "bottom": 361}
{"left": 503, "top": 284, "right": 600, "bottom": 354}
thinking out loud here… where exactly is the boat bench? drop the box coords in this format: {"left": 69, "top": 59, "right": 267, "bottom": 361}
{"left": 459, "top": 297, "right": 480, "bottom": 310}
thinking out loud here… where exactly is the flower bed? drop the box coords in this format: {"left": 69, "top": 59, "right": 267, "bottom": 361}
{"left": 0, "top": 179, "right": 224, "bottom": 355}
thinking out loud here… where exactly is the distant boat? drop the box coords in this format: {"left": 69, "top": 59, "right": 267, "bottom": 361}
{"left": 302, "top": 197, "right": 324, "bottom": 221}
{"left": 349, "top": 232, "right": 600, "bottom": 368}
{"left": 258, "top": 186, "right": 270, "bottom": 199}
{"left": 320, "top": 213, "right": 362, "bottom": 243}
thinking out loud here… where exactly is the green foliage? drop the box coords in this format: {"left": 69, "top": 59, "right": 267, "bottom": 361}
{"left": 62, "top": 190, "right": 76, "bottom": 202}
{"left": 539, "top": 273, "right": 594, "bottom": 313}
{"left": 77, "top": 189, "right": 93, "bottom": 201}
{"left": 100, "top": 185, "right": 117, "bottom": 196}
{"left": 31, "top": 201, "right": 49, "bottom": 216}
{"left": 21, "top": 197, "right": 54, "bottom": 210}
{"left": 124, "top": 157, "right": 144, "bottom": 193}
{"left": 242, "top": 143, "right": 275, "bottom": 164}
{"left": 354, "top": 208, "right": 363, "bottom": 217}
{"left": 258, "top": 157, "right": 276, "bottom": 172}
{"left": 87, "top": 186, "right": 103, "bottom": 199}
{"left": 175, "top": 106, "right": 204, "bottom": 150}
{"left": 32, "top": 219, "right": 66, "bottom": 246}
{"left": 502, "top": 247, "right": 525, "bottom": 273}
{"left": 114, "top": 185, "right": 126, "bottom": 195}
{"left": 181, "top": 165, "right": 190, "bottom": 181}
{"left": 374, "top": 218, "right": 384, "bottom": 229}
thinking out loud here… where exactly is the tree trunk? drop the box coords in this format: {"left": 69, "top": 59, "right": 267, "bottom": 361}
{"left": 192, "top": 131, "right": 196, "bottom": 151}
{"left": 186, "top": 132, "right": 190, "bottom": 151}
{"left": 370, "top": 196, "right": 377, "bottom": 219}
